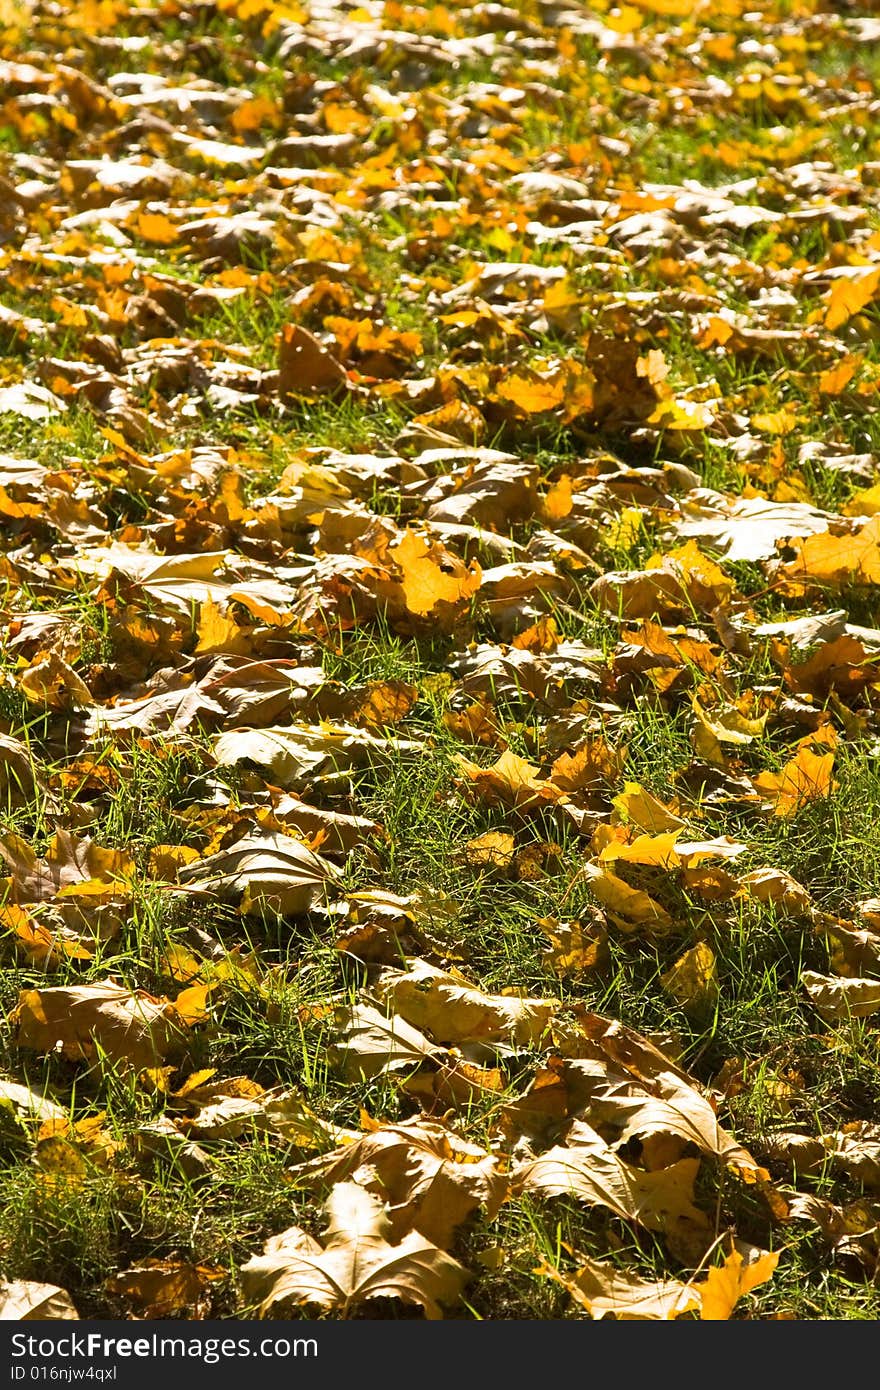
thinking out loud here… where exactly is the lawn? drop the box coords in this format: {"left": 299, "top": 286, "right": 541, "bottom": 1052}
{"left": 2, "top": 0, "right": 880, "bottom": 1321}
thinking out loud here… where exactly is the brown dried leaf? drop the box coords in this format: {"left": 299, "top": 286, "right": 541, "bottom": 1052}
{"left": 537, "top": 1256, "right": 700, "bottom": 1320}
{"left": 106, "top": 1260, "right": 223, "bottom": 1318}
{"left": 11, "top": 979, "right": 186, "bottom": 1068}
{"left": 278, "top": 324, "right": 347, "bottom": 395}
{"left": 329, "top": 1002, "right": 445, "bottom": 1080}
{"left": 176, "top": 829, "right": 339, "bottom": 916}
{"left": 296, "top": 1118, "right": 508, "bottom": 1246}
{"left": 802, "top": 970, "right": 880, "bottom": 1021}
{"left": 515, "top": 1125, "right": 709, "bottom": 1240}
{"left": 240, "top": 1181, "right": 468, "bottom": 1318}
{"left": 0, "top": 1279, "right": 78, "bottom": 1320}
{"left": 373, "top": 958, "right": 556, "bottom": 1046}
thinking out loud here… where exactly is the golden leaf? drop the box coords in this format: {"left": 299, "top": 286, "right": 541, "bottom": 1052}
{"left": 465, "top": 831, "right": 516, "bottom": 871}
{"left": 699, "top": 1248, "right": 778, "bottom": 1320}
{"left": 496, "top": 372, "right": 566, "bottom": 414}
{"left": 540, "top": 916, "right": 609, "bottom": 977}
{"left": 537, "top": 1257, "right": 699, "bottom": 1320}
{"left": 753, "top": 728, "right": 837, "bottom": 817}
{"left": 661, "top": 943, "right": 719, "bottom": 1017}
{"left": 582, "top": 863, "right": 673, "bottom": 933}
{"left": 824, "top": 268, "right": 880, "bottom": 330}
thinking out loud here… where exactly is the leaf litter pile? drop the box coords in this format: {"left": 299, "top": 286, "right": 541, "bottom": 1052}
{"left": 4, "top": 0, "right": 880, "bottom": 1325}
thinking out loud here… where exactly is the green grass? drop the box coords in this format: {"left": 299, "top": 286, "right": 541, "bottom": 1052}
{"left": 4, "top": 0, "right": 880, "bottom": 1325}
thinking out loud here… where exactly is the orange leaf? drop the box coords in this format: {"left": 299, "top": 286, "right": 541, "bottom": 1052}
{"left": 496, "top": 373, "right": 565, "bottom": 414}
{"left": 700, "top": 1249, "right": 779, "bottom": 1320}
{"left": 824, "top": 269, "right": 880, "bottom": 331}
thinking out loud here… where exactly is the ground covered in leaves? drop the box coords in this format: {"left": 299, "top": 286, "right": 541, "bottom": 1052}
{"left": 4, "top": 0, "right": 880, "bottom": 1324}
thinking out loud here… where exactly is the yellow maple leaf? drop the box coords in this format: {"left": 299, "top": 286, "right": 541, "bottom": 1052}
{"left": 496, "top": 374, "right": 566, "bottom": 413}
{"left": 661, "top": 943, "right": 718, "bottom": 1017}
{"left": 700, "top": 1248, "right": 779, "bottom": 1320}
{"left": 455, "top": 750, "right": 561, "bottom": 809}
{"left": 751, "top": 408, "right": 798, "bottom": 435}
{"left": 753, "top": 728, "right": 838, "bottom": 817}
{"left": 194, "top": 600, "right": 252, "bottom": 656}
{"left": 542, "top": 475, "right": 573, "bottom": 520}
{"left": 818, "top": 358, "right": 859, "bottom": 395}
{"left": 134, "top": 212, "right": 179, "bottom": 246}
{"left": 393, "top": 531, "right": 481, "bottom": 617}
{"left": 582, "top": 863, "right": 673, "bottom": 933}
{"left": 782, "top": 516, "right": 880, "bottom": 586}
{"left": 824, "top": 268, "right": 880, "bottom": 331}
{"left": 647, "top": 397, "right": 715, "bottom": 431}
{"left": 612, "top": 783, "right": 687, "bottom": 834}
{"left": 599, "top": 831, "right": 683, "bottom": 869}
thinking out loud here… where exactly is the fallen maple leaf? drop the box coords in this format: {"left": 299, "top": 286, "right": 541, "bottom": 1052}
{"left": 611, "top": 782, "right": 687, "bottom": 834}
{"left": 374, "top": 958, "right": 557, "bottom": 1046}
{"left": 661, "top": 942, "right": 719, "bottom": 1017}
{"left": 378, "top": 530, "right": 482, "bottom": 626}
{"left": 278, "top": 324, "right": 347, "bottom": 395}
{"left": 515, "top": 1124, "right": 709, "bottom": 1240}
{"left": 103, "top": 1252, "right": 223, "bottom": 1322}
{"left": 11, "top": 979, "right": 187, "bottom": 1068}
{"left": 537, "top": 1256, "right": 700, "bottom": 1320}
{"left": 240, "top": 1181, "right": 468, "bottom": 1318}
{"left": 540, "top": 1243, "right": 777, "bottom": 1321}
{"left": 176, "top": 829, "right": 340, "bottom": 916}
{"left": 454, "top": 749, "right": 565, "bottom": 809}
{"left": 753, "top": 728, "right": 837, "bottom": 817}
{"left": 540, "top": 915, "right": 609, "bottom": 977}
{"left": 781, "top": 517, "right": 880, "bottom": 587}
{"left": 295, "top": 1118, "right": 508, "bottom": 1247}
{"left": 212, "top": 723, "right": 419, "bottom": 792}
{"left": 0, "top": 1279, "right": 78, "bottom": 1320}
{"left": 802, "top": 971, "right": 880, "bottom": 1021}
{"left": 465, "top": 830, "right": 516, "bottom": 871}
{"left": 739, "top": 868, "right": 812, "bottom": 915}
{"left": 824, "top": 267, "right": 880, "bottom": 330}
{"left": 582, "top": 862, "right": 673, "bottom": 933}
{"left": 699, "top": 1247, "right": 779, "bottom": 1320}
{"left": 328, "top": 1002, "right": 445, "bottom": 1080}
